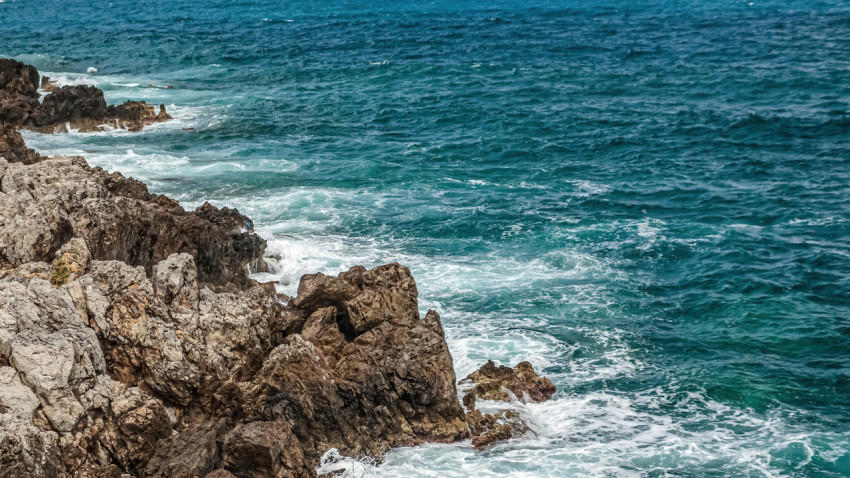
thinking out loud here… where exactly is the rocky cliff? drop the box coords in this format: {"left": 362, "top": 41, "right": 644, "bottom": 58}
{"left": 0, "top": 61, "right": 554, "bottom": 477}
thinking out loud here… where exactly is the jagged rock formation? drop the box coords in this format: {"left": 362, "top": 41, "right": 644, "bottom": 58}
{"left": 0, "top": 146, "right": 265, "bottom": 290}
{"left": 0, "top": 142, "right": 469, "bottom": 476}
{"left": 461, "top": 360, "right": 557, "bottom": 408}
{"left": 0, "top": 244, "right": 470, "bottom": 476}
{"left": 0, "top": 58, "right": 169, "bottom": 133}
{"left": 0, "top": 60, "right": 555, "bottom": 477}
{"left": 0, "top": 123, "right": 42, "bottom": 164}
{"left": 459, "top": 361, "right": 556, "bottom": 450}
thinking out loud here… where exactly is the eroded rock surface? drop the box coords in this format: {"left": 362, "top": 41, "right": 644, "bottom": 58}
{"left": 0, "top": 244, "right": 472, "bottom": 476}
{"left": 0, "top": 152, "right": 265, "bottom": 289}
{"left": 0, "top": 155, "right": 477, "bottom": 475}
{"left": 0, "top": 123, "right": 42, "bottom": 164}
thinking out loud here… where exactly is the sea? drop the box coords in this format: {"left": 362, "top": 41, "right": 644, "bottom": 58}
{"left": 2, "top": 0, "right": 849, "bottom": 476}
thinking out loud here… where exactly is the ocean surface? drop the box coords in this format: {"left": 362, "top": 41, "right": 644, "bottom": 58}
{"left": 3, "top": 0, "right": 850, "bottom": 476}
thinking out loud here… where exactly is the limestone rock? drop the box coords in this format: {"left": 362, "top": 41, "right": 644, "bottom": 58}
{"left": 50, "top": 237, "right": 91, "bottom": 286}
{"left": 221, "top": 421, "right": 306, "bottom": 478}
{"left": 206, "top": 471, "right": 238, "bottom": 478}
{"left": 0, "top": 154, "right": 266, "bottom": 289}
{"left": 0, "top": 108, "right": 558, "bottom": 475}
{"left": 145, "top": 420, "right": 228, "bottom": 478}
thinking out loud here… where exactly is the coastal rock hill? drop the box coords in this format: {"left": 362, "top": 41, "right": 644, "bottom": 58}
{"left": 0, "top": 61, "right": 554, "bottom": 477}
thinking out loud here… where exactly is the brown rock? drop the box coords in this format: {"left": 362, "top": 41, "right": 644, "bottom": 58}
{"left": 0, "top": 122, "right": 42, "bottom": 164}
{"left": 221, "top": 421, "right": 307, "bottom": 478}
{"left": 40, "top": 76, "right": 56, "bottom": 93}
{"left": 157, "top": 104, "right": 172, "bottom": 122}
{"left": 32, "top": 85, "right": 108, "bottom": 128}
{"left": 107, "top": 100, "right": 158, "bottom": 132}
{"left": 0, "top": 59, "right": 39, "bottom": 98}
{"left": 467, "top": 409, "right": 529, "bottom": 450}
{"left": 0, "top": 91, "right": 558, "bottom": 476}
{"left": 461, "top": 360, "right": 556, "bottom": 404}
{"left": 146, "top": 420, "right": 229, "bottom": 478}
{"left": 0, "top": 155, "right": 266, "bottom": 289}
{"left": 206, "top": 471, "right": 238, "bottom": 478}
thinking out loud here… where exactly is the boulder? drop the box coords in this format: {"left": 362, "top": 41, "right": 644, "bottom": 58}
{"left": 461, "top": 360, "right": 556, "bottom": 406}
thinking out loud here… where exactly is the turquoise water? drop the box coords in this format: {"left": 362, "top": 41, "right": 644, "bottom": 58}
{"left": 3, "top": 0, "right": 850, "bottom": 476}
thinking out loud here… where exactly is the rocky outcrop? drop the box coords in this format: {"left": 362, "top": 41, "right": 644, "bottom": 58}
{"left": 0, "top": 59, "right": 170, "bottom": 132}
{"left": 0, "top": 143, "right": 480, "bottom": 474}
{"left": 460, "top": 360, "right": 556, "bottom": 408}
{"left": 0, "top": 150, "right": 265, "bottom": 290}
{"left": 0, "top": 123, "right": 42, "bottom": 164}
{"left": 0, "top": 59, "right": 39, "bottom": 99}
{"left": 460, "top": 360, "right": 556, "bottom": 450}
{"left": 0, "top": 242, "right": 472, "bottom": 476}
{"left": 0, "top": 61, "right": 556, "bottom": 476}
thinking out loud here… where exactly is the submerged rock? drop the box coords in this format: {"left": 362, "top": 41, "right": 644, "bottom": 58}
{"left": 466, "top": 409, "right": 530, "bottom": 450}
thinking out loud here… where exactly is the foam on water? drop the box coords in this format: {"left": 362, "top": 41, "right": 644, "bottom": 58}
{"left": 314, "top": 386, "right": 830, "bottom": 478}
{"left": 6, "top": 1, "right": 850, "bottom": 474}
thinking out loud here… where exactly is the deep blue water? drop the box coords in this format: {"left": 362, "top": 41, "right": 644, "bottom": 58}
{"left": 3, "top": 0, "right": 850, "bottom": 476}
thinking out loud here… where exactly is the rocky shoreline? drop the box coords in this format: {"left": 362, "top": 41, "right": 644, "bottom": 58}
{"left": 0, "top": 60, "right": 555, "bottom": 478}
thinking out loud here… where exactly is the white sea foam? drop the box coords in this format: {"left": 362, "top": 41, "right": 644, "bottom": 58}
{"left": 238, "top": 194, "right": 833, "bottom": 477}
{"left": 314, "top": 382, "right": 826, "bottom": 478}
{"left": 315, "top": 449, "right": 376, "bottom": 477}
{"left": 17, "top": 93, "right": 845, "bottom": 476}
{"left": 42, "top": 72, "right": 100, "bottom": 87}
